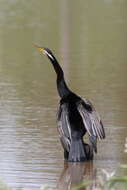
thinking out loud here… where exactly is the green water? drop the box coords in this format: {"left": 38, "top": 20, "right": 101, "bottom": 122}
{"left": 0, "top": 0, "right": 127, "bottom": 189}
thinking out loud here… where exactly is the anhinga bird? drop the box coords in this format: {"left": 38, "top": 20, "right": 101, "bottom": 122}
{"left": 34, "top": 45, "right": 105, "bottom": 162}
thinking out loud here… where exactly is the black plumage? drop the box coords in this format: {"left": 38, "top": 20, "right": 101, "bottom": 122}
{"left": 35, "top": 45, "right": 105, "bottom": 162}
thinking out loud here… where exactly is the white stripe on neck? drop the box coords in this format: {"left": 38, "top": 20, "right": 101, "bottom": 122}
{"left": 46, "top": 52, "right": 54, "bottom": 60}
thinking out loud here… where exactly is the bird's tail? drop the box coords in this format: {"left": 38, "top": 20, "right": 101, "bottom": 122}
{"left": 68, "top": 139, "right": 87, "bottom": 162}
{"left": 89, "top": 135, "right": 97, "bottom": 153}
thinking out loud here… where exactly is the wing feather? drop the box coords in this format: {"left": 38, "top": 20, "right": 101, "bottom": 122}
{"left": 77, "top": 99, "right": 105, "bottom": 140}
{"left": 57, "top": 103, "right": 71, "bottom": 151}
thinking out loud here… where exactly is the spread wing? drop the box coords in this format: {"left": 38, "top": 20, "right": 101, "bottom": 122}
{"left": 57, "top": 103, "right": 71, "bottom": 152}
{"left": 77, "top": 99, "right": 105, "bottom": 140}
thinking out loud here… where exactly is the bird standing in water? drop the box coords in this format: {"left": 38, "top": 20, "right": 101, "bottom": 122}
{"left": 34, "top": 45, "right": 105, "bottom": 162}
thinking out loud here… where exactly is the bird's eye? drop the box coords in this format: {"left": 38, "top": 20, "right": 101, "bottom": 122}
{"left": 43, "top": 50, "right": 47, "bottom": 55}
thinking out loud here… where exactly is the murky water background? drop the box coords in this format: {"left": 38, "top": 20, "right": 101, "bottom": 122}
{"left": 0, "top": 0, "right": 127, "bottom": 189}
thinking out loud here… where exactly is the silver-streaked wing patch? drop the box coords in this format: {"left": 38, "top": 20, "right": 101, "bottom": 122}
{"left": 57, "top": 103, "right": 71, "bottom": 151}
{"left": 77, "top": 99, "right": 105, "bottom": 140}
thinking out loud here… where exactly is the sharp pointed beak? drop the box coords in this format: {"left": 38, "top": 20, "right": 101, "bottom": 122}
{"left": 33, "top": 44, "right": 45, "bottom": 53}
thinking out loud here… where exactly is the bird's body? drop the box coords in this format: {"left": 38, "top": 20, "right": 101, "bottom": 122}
{"left": 35, "top": 46, "right": 105, "bottom": 162}
{"left": 58, "top": 94, "right": 89, "bottom": 161}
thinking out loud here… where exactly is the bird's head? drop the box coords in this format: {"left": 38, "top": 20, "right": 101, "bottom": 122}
{"left": 34, "top": 44, "right": 54, "bottom": 60}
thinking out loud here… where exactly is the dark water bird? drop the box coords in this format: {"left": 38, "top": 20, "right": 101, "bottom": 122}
{"left": 34, "top": 45, "right": 105, "bottom": 162}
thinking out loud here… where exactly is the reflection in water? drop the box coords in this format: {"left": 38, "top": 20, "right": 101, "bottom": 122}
{"left": 58, "top": 162, "right": 96, "bottom": 190}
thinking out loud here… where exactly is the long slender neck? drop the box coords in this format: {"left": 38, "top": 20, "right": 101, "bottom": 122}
{"left": 47, "top": 55, "right": 72, "bottom": 98}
